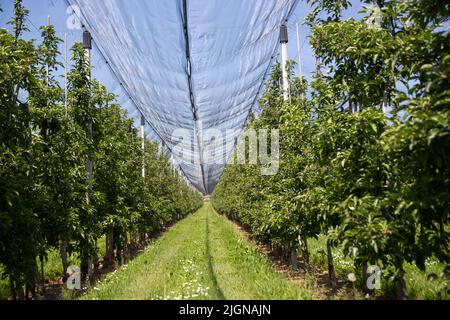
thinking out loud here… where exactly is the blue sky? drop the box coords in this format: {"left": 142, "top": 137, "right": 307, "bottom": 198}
{"left": 0, "top": 1, "right": 364, "bottom": 87}
{"left": 0, "top": 0, "right": 146, "bottom": 132}
{"left": 0, "top": 0, "right": 364, "bottom": 134}
{"left": 2, "top": 1, "right": 447, "bottom": 191}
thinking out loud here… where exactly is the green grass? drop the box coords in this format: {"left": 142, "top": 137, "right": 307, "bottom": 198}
{"left": 308, "top": 235, "right": 449, "bottom": 300}
{"left": 83, "top": 203, "right": 313, "bottom": 300}
{"left": 403, "top": 260, "right": 449, "bottom": 300}
{"left": 4, "top": 205, "right": 445, "bottom": 300}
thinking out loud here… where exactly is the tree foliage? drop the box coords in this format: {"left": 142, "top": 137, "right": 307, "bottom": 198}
{"left": 0, "top": 1, "right": 202, "bottom": 299}
{"left": 213, "top": 0, "right": 449, "bottom": 299}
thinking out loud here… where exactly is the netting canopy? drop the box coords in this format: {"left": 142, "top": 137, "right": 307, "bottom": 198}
{"left": 69, "top": 0, "right": 299, "bottom": 194}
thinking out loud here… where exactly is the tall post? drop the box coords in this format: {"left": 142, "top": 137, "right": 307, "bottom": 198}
{"left": 83, "top": 30, "right": 93, "bottom": 280}
{"left": 295, "top": 22, "right": 305, "bottom": 100}
{"left": 141, "top": 114, "right": 146, "bottom": 178}
{"left": 280, "top": 25, "right": 290, "bottom": 101}
{"left": 170, "top": 155, "right": 175, "bottom": 176}
{"left": 64, "top": 32, "right": 68, "bottom": 116}
{"left": 46, "top": 16, "right": 51, "bottom": 86}
{"left": 83, "top": 30, "right": 93, "bottom": 203}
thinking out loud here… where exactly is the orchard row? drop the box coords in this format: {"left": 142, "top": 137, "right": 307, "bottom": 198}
{"left": 212, "top": 0, "right": 449, "bottom": 300}
{"left": 0, "top": 1, "right": 202, "bottom": 299}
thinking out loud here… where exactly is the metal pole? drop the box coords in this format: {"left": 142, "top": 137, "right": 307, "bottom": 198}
{"left": 42, "top": 15, "right": 50, "bottom": 289}
{"left": 141, "top": 114, "right": 146, "bottom": 178}
{"left": 83, "top": 30, "right": 93, "bottom": 280}
{"left": 170, "top": 155, "right": 175, "bottom": 175}
{"left": 83, "top": 30, "right": 93, "bottom": 202}
{"left": 280, "top": 25, "right": 290, "bottom": 101}
{"left": 64, "top": 32, "right": 68, "bottom": 116}
{"left": 296, "top": 22, "right": 305, "bottom": 99}
{"left": 46, "top": 16, "right": 51, "bottom": 86}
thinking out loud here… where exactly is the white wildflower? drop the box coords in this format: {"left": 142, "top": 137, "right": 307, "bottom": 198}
{"left": 348, "top": 272, "right": 357, "bottom": 282}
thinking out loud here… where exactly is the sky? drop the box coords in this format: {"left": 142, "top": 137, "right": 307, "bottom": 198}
{"left": 0, "top": 0, "right": 366, "bottom": 190}
{"left": 0, "top": 0, "right": 365, "bottom": 120}
{"left": 0, "top": 0, "right": 146, "bottom": 135}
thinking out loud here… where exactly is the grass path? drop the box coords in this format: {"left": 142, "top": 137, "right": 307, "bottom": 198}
{"left": 83, "top": 202, "right": 313, "bottom": 300}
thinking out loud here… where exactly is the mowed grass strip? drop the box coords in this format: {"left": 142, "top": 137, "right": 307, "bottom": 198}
{"left": 203, "top": 203, "right": 313, "bottom": 300}
{"left": 83, "top": 203, "right": 313, "bottom": 300}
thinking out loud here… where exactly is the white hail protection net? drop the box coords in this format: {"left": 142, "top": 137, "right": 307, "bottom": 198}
{"left": 69, "top": 0, "right": 299, "bottom": 194}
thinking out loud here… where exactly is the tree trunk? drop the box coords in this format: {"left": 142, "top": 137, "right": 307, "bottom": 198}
{"left": 59, "top": 240, "right": 69, "bottom": 282}
{"left": 25, "top": 262, "right": 37, "bottom": 300}
{"left": 31, "top": 261, "right": 39, "bottom": 299}
{"left": 316, "top": 56, "right": 322, "bottom": 78}
{"left": 10, "top": 277, "right": 16, "bottom": 300}
{"left": 362, "top": 261, "right": 372, "bottom": 295}
{"left": 394, "top": 256, "right": 408, "bottom": 300}
{"left": 80, "top": 246, "right": 92, "bottom": 283}
{"left": 290, "top": 249, "right": 299, "bottom": 269}
{"left": 116, "top": 245, "right": 122, "bottom": 266}
{"left": 39, "top": 255, "right": 45, "bottom": 294}
{"left": 105, "top": 231, "right": 109, "bottom": 265}
{"left": 15, "top": 279, "right": 24, "bottom": 300}
{"left": 81, "top": 257, "right": 88, "bottom": 281}
{"left": 81, "top": 252, "right": 88, "bottom": 281}
{"left": 274, "top": 245, "right": 283, "bottom": 258}
{"left": 104, "top": 227, "right": 114, "bottom": 268}
{"left": 301, "top": 235, "right": 310, "bottom": 269}
{"left": 123, "top": 239, "right": 128, "bottom": 264}
{"left": 25, "top": 283, "right": 29, "bottom": 300}
{"left": 133, "top": 232, "right": 139, "bottom": 248}
{"left": 87, "top": 256, "right": 93, "bottom": 284}
{"left": 396, "top": 276, "right": 407, "bottom": 300}
{"left": 139, "top": 233, "right": 146, "bottom": 247}
{"left": 283, "top": 243, "right": 290, "bottom": 263}
{"left": 93, "top": 239, "right": 100, "bottom": 273}
{"left": 326, "top": 239, "right": 338, "bottom": 290}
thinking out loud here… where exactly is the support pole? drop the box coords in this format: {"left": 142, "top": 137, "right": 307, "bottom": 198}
{"left": 141, "top": 114, "right": 146, "bottom": 178}
{"left": 295, "top": 22, "right": 305, "bottom": 99}
{"left": 170, "top": 155, "right": 175, "bottom": 176}
{"left": 46, "top": 16, "right": 51, "bottom": 86}
{"left": 280, "top": 25, "right": 290, "bottom": 101}
{"left": 64, "top": 32, "right": 68, "bottom": 116}
{"left": 83, "top": 30, "right": 93, "bottom": 281}
{"left": 83, "top": 30, "right": 93, "bottom": 203}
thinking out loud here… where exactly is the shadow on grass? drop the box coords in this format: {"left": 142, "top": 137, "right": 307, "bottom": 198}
{"left": 205, "top": 210, "right": 225, "bottom": 300}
